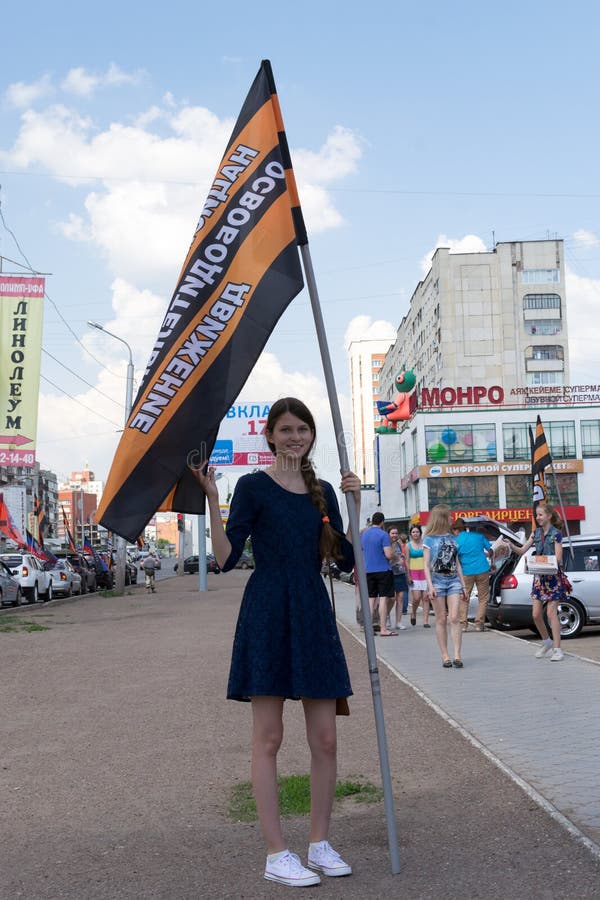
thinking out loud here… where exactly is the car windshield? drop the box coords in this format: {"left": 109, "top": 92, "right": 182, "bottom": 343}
{"left": 1, "top": 555, "right": 23, "bottom": 567}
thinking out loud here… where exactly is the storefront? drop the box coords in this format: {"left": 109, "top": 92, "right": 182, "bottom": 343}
{"left": 376, "top": 384, "right": 600, "bottom": 535}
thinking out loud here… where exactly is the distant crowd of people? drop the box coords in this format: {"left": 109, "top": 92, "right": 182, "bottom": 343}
{"left": 359, "top": 502, "right": 567, "bottom": 667}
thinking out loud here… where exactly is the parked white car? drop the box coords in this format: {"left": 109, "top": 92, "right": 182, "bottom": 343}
{"left": 490, "top": 533, "right": 600, "bottom": 638}
{"left": 44, "top": 558, "right": 82, "bottom": 597}
{"left": 0, "top": 552, "right": 53, "bottom": 604}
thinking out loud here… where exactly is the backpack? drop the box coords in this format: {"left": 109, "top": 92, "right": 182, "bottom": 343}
{"left": 432, "top": 536, "right": 457, "bottom": 575}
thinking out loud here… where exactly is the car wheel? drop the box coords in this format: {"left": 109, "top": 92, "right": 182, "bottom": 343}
{"left": 556, "top": 598, "right": 585, "bottom": 638}
{"left": 13, "top": 588, "right": 22, "bottom": 607}
{"left": 29, "top": 584, "right": 39, "bottom": 604}
{"left": 18, "top": 588, "right": 27, "bottom": 606}
{"left": 46, "top": 582, "right": 53, "bottom": 602}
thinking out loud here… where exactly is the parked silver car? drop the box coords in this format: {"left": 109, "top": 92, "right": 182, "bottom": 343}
{"left": 486, "top": 531, "right": 600, "bottom": 638}
{"left": 0, "top": 559, "right": 22, "bottom": 607}
{"left": 45, "top": 558, "right": 82, "bottom": 597}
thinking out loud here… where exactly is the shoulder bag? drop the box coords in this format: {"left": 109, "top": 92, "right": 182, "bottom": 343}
{"left": 327, "top": 568, "right": 350, "bottom": 716}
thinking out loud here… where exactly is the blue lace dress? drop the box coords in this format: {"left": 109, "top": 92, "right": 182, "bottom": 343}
{"left": 222, "top": 471, "right": 354, "bottom": 702}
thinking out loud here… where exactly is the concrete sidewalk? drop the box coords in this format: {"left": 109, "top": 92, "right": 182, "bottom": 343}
{"left": 333, "top": 581, "right": 600, "bottom": 855}
{"left": 1, "top": 574, "right": 599, "bottom": 899}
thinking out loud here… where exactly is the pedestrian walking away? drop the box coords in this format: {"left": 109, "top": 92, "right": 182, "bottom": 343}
{"left": 423, "top": 505, "right": 468, "bottom": 668}
{"left": 452, "top": 517, "right": 495, "bottom": 632}
{"left": 361, "top": 512, "right": 396, "bottom": 636}
{"left": 142, "top": 554, "right": 157, "bottom": 593}
{"left": 191, "top": 397, "right": 360, "bottom": 888}
{"left": 503, "top": 503, "right": 567, "bottom": 662}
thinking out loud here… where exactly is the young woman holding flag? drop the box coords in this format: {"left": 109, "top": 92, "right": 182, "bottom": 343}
{"left": 191, "top": 397, "right": 360, "bottom": 888}
{"left": 504, "top": 503, "right": 566, "bottom": 661}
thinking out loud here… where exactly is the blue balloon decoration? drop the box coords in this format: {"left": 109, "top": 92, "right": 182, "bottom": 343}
{"left": 441, "top": 428, "right": 457, "bottom": 445}
{"left": 486, "top": 441, "right": 496, "bottom": 457}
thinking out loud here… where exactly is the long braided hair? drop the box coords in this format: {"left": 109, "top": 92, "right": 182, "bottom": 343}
{"left": 265, "top": 398, "right": 342, "bottom": 562}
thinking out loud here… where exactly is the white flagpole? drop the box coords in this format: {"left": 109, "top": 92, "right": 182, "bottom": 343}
{"left": 300, "top": 243, "right": 401, "bottom": 875}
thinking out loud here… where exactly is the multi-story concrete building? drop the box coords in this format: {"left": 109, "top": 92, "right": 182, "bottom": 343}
{"left": 348, "top": 337, "right": 393, "bottom": 484}
{"left": 0, "top": 463, "right": 59, "bottom": 544}
{"left": 379, "top": 239, "right": 569, "bottom": 400}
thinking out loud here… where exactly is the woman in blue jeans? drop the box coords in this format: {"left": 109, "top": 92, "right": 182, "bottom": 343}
{"left": 423, "top": 505, "right": 468, "bottom": 668}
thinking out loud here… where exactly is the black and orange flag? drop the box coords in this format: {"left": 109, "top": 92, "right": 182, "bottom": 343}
{"left": 97, "top": 60, "right": 306, "bottom": 542}
{"left": 61, "top": 506, "right": 78, "bottom": 553}
{"left": 529, "top": 415, "right": 552, "bottom": 522}
{"left": 34, "top": 494, "right": 46, "bottom": 547}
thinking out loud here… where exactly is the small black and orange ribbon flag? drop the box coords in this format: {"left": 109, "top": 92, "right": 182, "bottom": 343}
{"left": 97, "top": 60, "right": 306, "bottom": 542}
{"left": 529, "top": 414, "right": 552, "bottom": 522}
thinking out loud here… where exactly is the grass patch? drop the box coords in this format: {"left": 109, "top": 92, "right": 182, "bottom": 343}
{"left": 229, "top": 774, "right": 382, "bottom": 822}
{"left": 0, "top": 616, "right": 50, "bottom": 633}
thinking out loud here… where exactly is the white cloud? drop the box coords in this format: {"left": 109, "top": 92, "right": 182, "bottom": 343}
{"left": 294, "top": 126, "right": 362, "bottom": 184}
{"left": 4, "top": 74, "right": 53, "bottom": 108}
{"left": 420, "top": 233, "right": 488, "bottom": 274}
{"left": 56, "top": 212, "right": 91, "bottom": 242}
{"left": 61, "top": 64, "right": 146, "bottom": 96}
{"left": 572, "top": 229, "right": 600, "bottom": 248}
{"left": 344, "top": 315, "right": 396, "bottom": 347}
{"left": 1, "top": 99, "right": 362, "bottom": 282}
{"left": 38, "top": 278, "right": 168, "bottom": 481}
{"left": 565, "top": 266, "right": 600, "bottom": 383}
{"left": 8, "top": 87, "right": 362, "bottom": 485}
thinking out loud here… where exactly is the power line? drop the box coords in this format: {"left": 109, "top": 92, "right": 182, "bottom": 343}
{"left": 0, "top": 190, "right": 126, "bottom": 379}
{"left": 3, "top": 168, "right": 600, "bottom": 200}
{"left": 40, "top": 374, "right": 122, "bottom": 428}
{"left": 41, "top": 348, "right": 123, "bottom": 409}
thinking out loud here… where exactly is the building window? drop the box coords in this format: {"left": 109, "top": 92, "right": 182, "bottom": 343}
{"left": 428, "top": 475, "right": 499, "bottom": 511}
{"left": 525, "top": 345, "right": 564, "bottom": 361}
{"left": 523, "top": 293, "right": 561, "bottom": 310}
{"left": 425, "top": 424, "right": 496, "bottom": 464}
{"left": 521, "top": 269, "right": 560, "bottom": 284}
{"left": 524, "top": 319, "right": 562, "bottom": 336}
{"left": 503, "top": 424, "right": 531, "bottom": 461}
{"left": 526, "top": 371, "right": 564, "bottom": 386}
{"left": 581, "top": 420, "right": 600, "bottom": 457}
{"left": 503, "top": 421, "right": 576, "bottom": 459}
{"left": 546, "top": 421, "right": 576, "bottom": 458}
{"left": 505, "top": 473, "right": 578, "bottom": 507}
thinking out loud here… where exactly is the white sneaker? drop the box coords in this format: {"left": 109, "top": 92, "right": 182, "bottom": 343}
{"left": 535, "top": 640, "right": 553, "bottom": 658}
{"left": 396, "top": 623, "right": 407, "bottom": 630}
{"left": 264, "top": 850, "right": 321, "bottom": 887}
{"left": 550, "top": 648, "right": 564, "bottom": 661}
{"left": 307, "top": 840, "right": 352, "bottom": 877}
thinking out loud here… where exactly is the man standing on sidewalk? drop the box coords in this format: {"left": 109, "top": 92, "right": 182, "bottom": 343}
{"left": 361, "top": 512, "right": 396, "bottom": 636}
{"left": 453, "top": 518, "right": 493, "bottom": 632}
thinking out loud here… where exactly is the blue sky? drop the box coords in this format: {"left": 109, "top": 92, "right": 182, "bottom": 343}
{"left": 1, "top": 0, "right": 599, "bottom": 487}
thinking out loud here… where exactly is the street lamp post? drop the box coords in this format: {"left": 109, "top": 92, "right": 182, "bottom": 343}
{"left": 88, "top": 321, "right": 134, "bottom": 595}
